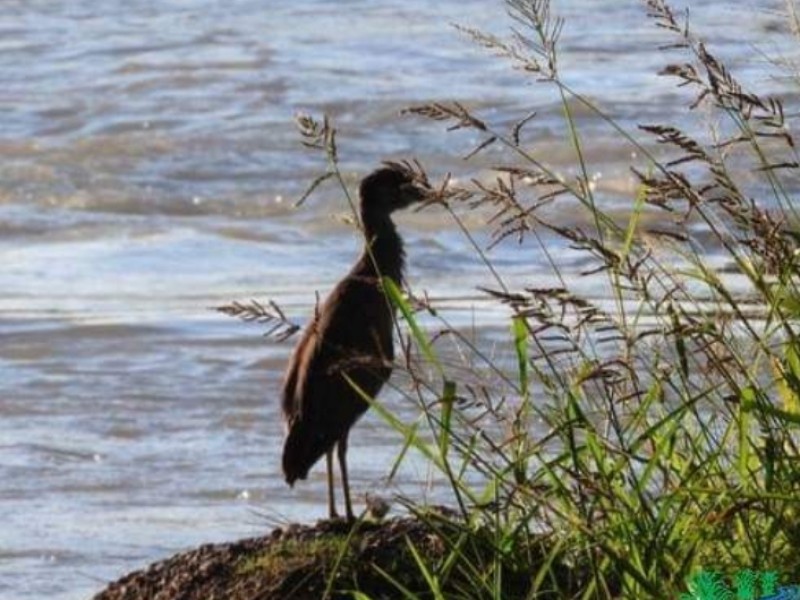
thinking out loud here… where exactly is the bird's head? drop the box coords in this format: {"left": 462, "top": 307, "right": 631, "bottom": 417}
{"left": 358, "top": 162, "right": 431, "bottom": 218}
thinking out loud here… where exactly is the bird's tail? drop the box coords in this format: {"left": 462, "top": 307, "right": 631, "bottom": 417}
{"left": 282, "top": 420, "right": 334, "bottom": 486}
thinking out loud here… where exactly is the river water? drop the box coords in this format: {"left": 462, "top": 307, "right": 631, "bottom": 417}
{"left": 1, "top": 1, "right": 797, "bottom": 598}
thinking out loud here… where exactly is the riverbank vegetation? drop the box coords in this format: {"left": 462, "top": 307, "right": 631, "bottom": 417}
{"left": 223, "top": 0, "right": 800, "bottom": 598}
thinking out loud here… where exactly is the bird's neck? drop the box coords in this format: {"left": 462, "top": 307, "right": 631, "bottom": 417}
{"left": 358, "top": 213, "right": 405, "bottom": 283}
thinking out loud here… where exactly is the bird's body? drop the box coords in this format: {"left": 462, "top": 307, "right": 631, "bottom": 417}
{"left": 280, "top": 164, "right": 428, "bottom": 520}
{"left": 281, "top": 235, "right": 399, "bottom": 486}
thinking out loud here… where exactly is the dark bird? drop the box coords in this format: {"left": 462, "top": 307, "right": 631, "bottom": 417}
{"left": 281, "top": 163, "right": 430, "bottom": 520}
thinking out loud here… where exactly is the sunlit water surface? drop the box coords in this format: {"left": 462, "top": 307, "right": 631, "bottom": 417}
{"left": 1, "top": 1, "right": 798, "bottom": 597}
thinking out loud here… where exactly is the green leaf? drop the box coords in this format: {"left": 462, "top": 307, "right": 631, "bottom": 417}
{"left": 777, "top": 344, "right": 800, "bottom": 415}
{"left": 383, "top": 277, "right": 441, "bottom": 373}
{"left": 622, "top": 178, "right": 647, "bottom": 258}
{"left": 772, "top": 284, "right": 800, "bottom": 317}
{"left": 439, "top": 380, "right": 456, "bottom": 459}
{"left": 512, "top": 315, "right": 529, "bottom": 394}
{"left": 405, "top": 537, "right": 445, "bottom": 599}
{"left": 741, "top": 392, "right": 800, "bottom": 425}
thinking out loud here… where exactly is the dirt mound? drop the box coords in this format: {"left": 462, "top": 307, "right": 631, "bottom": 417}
{"left": 93, "top": 516, "right": 446, "bottom": 600}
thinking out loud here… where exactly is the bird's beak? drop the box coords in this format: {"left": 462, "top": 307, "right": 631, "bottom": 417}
{"left": 400, "top": 182, "right": 432, "bottom": 206}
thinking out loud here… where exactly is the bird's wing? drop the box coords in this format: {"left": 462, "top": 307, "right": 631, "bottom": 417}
{"left": 280, "top": 311, "right": 319, "bottom": 423}
{"left": 281, "top": 276, "right": 389, "bottom": 424}
{"left": 281, "top": 275, "right": 395, "bottom": 483}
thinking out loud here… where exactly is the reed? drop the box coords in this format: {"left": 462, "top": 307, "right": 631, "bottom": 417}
{"left": 228, "top": 0, "right": 800, "bottom": 597}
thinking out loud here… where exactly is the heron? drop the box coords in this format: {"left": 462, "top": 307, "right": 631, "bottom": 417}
{"left": 280, "top": 163, "right": 430, "bottom": 520}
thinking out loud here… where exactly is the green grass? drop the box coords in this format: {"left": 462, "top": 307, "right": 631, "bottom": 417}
{"left": 237, "top": 536, "right": 354, "bottom": 580}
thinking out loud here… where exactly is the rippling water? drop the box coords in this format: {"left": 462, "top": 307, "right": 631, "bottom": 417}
{"left": 1, "top": 1, "right": 797, "bottom": 598}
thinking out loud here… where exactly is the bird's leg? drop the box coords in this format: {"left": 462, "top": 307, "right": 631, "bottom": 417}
{"left": 337, "top": 432, "right": 355, "bottom": 521}
{"left": 325, "top": 449, "right": 338, "bottom": 519}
